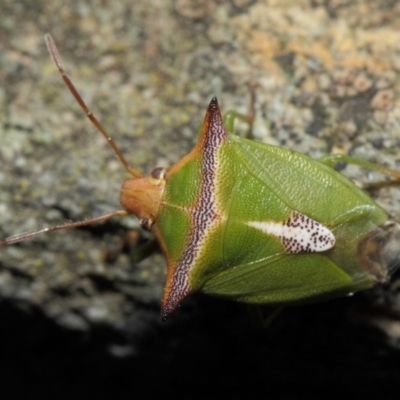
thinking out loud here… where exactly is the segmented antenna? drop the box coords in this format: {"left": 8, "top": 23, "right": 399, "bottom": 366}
{"left": 44, "top": 33, "right": 142, "bottom": 178}
{"left": 0, "top": 211, "right": 129, "bottom": 246}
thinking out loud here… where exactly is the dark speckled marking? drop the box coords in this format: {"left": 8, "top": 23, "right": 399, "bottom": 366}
{"left": 248, "top": 211, "right": 335, "bottom": 254}
{"left": 162, "top": 98, "right": 227, "bottom": 318}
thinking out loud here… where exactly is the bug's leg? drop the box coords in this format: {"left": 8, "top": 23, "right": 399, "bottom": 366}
{"left": 223, "top": 110, "right": 254, "bottom": 136}
{"left": 104, "top": 231, "right": 159, "bottom": 263}
{"left": 129, "top": 237, "right": 159, "bottom": 263}
{"left": 223, "top": 85, "right": 256, "bottom": 138}
{"left": 318, "top": 154, "right": 400, "bottom": 183}
{"left": 248, "top": 305, "right": 285, "bottom": 329}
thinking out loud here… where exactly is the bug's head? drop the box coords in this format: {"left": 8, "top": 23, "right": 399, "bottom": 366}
{"left": 120, "top": 167, "right": 166, "bottom": 231}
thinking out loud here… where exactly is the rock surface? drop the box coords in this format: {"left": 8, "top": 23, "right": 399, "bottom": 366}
{"left": 1, "top": 1, "right": 400, "bottom": 397}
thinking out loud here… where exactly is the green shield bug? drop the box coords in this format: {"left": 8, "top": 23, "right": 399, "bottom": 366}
{"left": 1, "top": 34, "right": 400, "bottom": 320}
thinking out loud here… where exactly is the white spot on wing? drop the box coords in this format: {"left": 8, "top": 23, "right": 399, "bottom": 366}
{"left": 248, "top": 211, "right": 335, "bottom": 254}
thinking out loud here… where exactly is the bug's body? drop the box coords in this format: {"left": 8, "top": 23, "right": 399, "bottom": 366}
{"left": 121, "top": 98, "right": 398, "bottom": 319}
{"left": 2, "top": 36, "right": 399, "bottom": 320}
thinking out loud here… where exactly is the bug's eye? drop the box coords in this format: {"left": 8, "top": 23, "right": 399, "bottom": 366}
{"left": 151, "top": 167, "right": 166, "bottom": 180}
{"left": 140, "top": 218, "right": 154, "bottom": 231}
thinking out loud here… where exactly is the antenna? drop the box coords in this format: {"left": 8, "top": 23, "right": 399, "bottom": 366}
{"left": 0, "top": 211, "right": 129, "bottom": 246}
{"left": 44, "top": 33, "right": 142, "bottom": 178}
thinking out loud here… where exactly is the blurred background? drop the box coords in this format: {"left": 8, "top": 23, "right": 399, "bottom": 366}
{"left": 1, "top": 1, "right": 400, "bottom": 398}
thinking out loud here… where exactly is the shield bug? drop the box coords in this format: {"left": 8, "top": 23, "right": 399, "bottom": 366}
{"left": 1, "top": 34, "right": 400, "bottom": 320}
